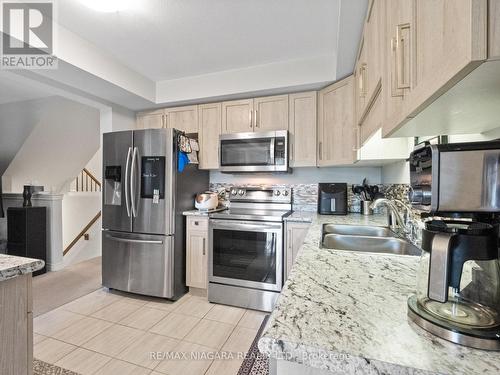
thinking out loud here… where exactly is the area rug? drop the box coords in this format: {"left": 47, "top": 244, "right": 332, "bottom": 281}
{"left": 238, "top": 315, "right": 270, "bottom": 375}
{"left": 33, "top": 359, "right": 80, "bottom": 375}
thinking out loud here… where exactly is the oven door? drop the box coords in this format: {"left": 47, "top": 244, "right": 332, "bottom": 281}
{"left": 209, "top": 219, "right": 283, "bottom": 291}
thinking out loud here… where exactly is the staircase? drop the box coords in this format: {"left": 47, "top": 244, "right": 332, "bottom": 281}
{"left": 63, "top": 168, "right": 102, "bottom": 266}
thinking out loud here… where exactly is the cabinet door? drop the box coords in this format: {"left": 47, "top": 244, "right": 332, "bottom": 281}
{"left": 490, "top": 0, "right": 500, "bottom": 59}
{"left": 186, "top": 230, "right": 208, "bottom": 289}
{"left": 253, "top": 95, "right": 289, "bottom": 131}
{"left": 366, "top": 0, "right": 384, "bottom": 98}
{"left": 383, "top": 0, "right": 414, "bottom": 132}
{"left": 198, "top": 103, "right": 222, "bottom": 170}
{"left": 165, "top": 105, "right": 199, "bottom": 133}
{"left": 221, "top": 99, "right": 254, "bottom": 134}
{"left": 318, "top": 76, "right": 356, "bottom": 166}
{"left": 285, "top": 222, "right": 310, "bottom": 281}
{"left": 136, "top": 111, "right": 165, "bottom": 129}
{"left": 355, "top": 41, "right": 368, "bottom": 123}
{"left": 288, "top": 92, "right": 317, "bottom": 167}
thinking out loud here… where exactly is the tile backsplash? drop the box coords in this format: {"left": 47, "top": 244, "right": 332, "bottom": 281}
{"left": 209, "top": 183, "right": 410, "bottom": 213}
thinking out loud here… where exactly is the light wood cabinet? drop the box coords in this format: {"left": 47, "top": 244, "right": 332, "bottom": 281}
{"left": 198, "top": 103, "right": 222, "bottom": 170}
{"left": 165, "top": 105, "right": 199, "bottom": 133}
{"left": 317, "top": 76, "right": 356, "bottom": 166}
{"left": 186, "top": 216, "right": 208, "bottom": 290}
{"left": 383, "top": 0, "right": 488, "bottom": 137}
{"left": 355, "top": 41, "right": 368, "bottom": 123}
{"left": 253, "top": 95, "right": 289, "bottom": 131}
{"left": 0, "top": 274, "right": 33, "bottom": 375}
{"left": 288, "top": 92, "right": 317, "bottom": 167}
{"left": 222, "top": 99, "right": 254, "bottom": 134}
{"left": 284, "top": 222, "right": 310, "bottom": 281}
{"left": 490, "top": 0, "right": 500, "bottom": 59}
{"left": 136, "top": 110, "right": 165, "bottom": 129}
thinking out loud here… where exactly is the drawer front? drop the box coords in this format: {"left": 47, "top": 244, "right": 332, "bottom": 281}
{"left": 187, "top": 217, "right": 208, "bottom": 231}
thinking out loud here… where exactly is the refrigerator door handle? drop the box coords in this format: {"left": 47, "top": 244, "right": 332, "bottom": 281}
{"left": 130, "top": 146, "right": 138, "bottom": 217}
{"left": 124, "top": 147, "right": 132, "bottom": 217}
{"left": 105, "top": 235, "right": 163, "bottom": 245}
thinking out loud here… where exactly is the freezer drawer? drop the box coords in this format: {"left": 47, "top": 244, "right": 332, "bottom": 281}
{"left": 102, "top": 231, "right": 174, "bottom": 298}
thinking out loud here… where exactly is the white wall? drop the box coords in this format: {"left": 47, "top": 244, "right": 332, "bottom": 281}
{"left": 210, "top": 167, "right": 382, "bottom": 185}
{"left": 2, "top": 97, "right": 100, "bottom": 193}
{"left": 381, "top": 161, "right": 410, "bottom": 184}
{"left": 0, "top": 98, "right": 49, "bottom": 176}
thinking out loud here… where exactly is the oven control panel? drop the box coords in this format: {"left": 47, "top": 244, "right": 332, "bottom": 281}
{"left": 229, "top": 187, "right": 292, "bottom": 203}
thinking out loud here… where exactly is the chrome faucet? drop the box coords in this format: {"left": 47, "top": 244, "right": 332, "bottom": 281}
{"left": 370, "top": 198, "right": 408, "bottom": 235}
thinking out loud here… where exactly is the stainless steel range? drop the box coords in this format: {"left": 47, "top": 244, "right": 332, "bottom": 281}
{"left": 208, "top": 186, "right": 292, "bottom": 312}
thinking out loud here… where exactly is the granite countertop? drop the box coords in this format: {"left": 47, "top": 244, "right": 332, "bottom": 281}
{"left": 0, "top": 254, "right": 44, "bottom": 282}
{"left": 258, "top": 213, "right": 500, "bottom": 375}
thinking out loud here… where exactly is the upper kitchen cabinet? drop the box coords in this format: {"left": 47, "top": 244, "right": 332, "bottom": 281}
{"left": 136, "top": 110, "right": 165, "bottom": 129}
{"left": 253, "top": 95, "right": 289, "bottom": 131}
{"left": 288, "top": 92, "right": 317, "bottom": 167}
{"left": 489, "top": 0, "right": 500, "bottom": 59}
{"left": 222, "top": 95, "right": 289, "bottom": 134}
{"left": 383, "top": 0, "right": 490, "bottom": 137}
{"left": 198, "top": 103, "right": 222, "bottom": 170}
{"left": 317, "top": 76, "right": 356, "bottom": 166}
{"left": 355, "top": 0, "right": 385, "bottom": 125}
{"left": 222, "top": 99, "right": 254, "bottom": 133}
{"left": 165, "top": 105, "right": 199, "bottom": 134}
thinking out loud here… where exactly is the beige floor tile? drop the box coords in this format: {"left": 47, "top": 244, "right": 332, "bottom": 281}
{"left": 172, "top": 296, "right": 214, "bottom": 318}
{"left": 91, "top": 300, "right": 142, "bottom": 322}
{"left": 205, "top": 304, "right": 246, "bottom": 325}
{"left": 149, "top": 312, "right": 200, "bottom": 340}
{"left": 238, "top": 309, "right": 267, "bottom": 330}
{"left": 93, "top": 358, "right": 151, "bottom": 375}
{"left": 184, "top": 319, "right": 235, "bottom": 350}
{"left": 145, "top": 293, "right": 191, "bottom": 312}
{"left": 222, "top": 326, "right": 258, "bottom": 354}
{"left": 34, "top": 337, "right": 77, "bottom": 363}
{"left": 52, "top": 316, "right": 113, "bottom": 346}
{"left": 107, "top": 290, "right": 153, "bottom": 306}
{"left": 119, "top": 306, "right": 169, "bottom": 331}
{"left": 60, "top": 289, "right": 120, "bottom": 315}
{"left": 55, "top": 347, "right": 111, "bottom": 375}
{"left": 81, "top": 324, "right": 143, "bottom": 357}
{"left": 117, "top": 332, "right": 179, "bottom": 369}
{"left": 205, "top": 355, "right": 244, "bottom": 375}
{"left": 34, "top": 309, "right": 85, "bottom": 336}
{"left": 154, "top": 340, "right": 215, "bottom": 375}
{"left": 33, "top": 333, "right": 48, "bottom": 345}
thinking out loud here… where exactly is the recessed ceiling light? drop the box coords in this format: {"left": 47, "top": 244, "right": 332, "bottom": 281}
{"left": 80, "top": 0, "right": 132, "bottom": 13}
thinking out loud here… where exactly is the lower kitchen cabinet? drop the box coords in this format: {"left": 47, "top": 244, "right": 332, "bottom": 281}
{"left": 284, "top": 222, "right": 311, "bottom": 281}
{"left": 186, "top": 216, "right": 208, "bottom": 290}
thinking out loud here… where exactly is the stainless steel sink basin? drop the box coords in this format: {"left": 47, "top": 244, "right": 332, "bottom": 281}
{"left": 322, "top": 234, "right": 421, "bottom": 256}
{"left": 322, "top": 224, "right": 396, "bottom": 237}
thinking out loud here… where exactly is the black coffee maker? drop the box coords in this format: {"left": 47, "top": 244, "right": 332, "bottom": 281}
{"left": 408, "top": 141, "right": 500, "bottom": 350}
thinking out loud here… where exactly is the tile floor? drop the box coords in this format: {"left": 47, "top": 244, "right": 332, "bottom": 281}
{"left": 34, "top": 288, "right": 267, "bottom": 375}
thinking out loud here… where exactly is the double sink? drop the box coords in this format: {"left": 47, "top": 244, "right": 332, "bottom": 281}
{"left": 321, "top": 224, "right": 421, "bottom": 256}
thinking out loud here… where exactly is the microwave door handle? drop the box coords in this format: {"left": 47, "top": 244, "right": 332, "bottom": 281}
{"left": 269, "top": 138, "right": 276, "bottom": 165}
{"left": 124, "top": 147, "right": 132, "bottom": 217}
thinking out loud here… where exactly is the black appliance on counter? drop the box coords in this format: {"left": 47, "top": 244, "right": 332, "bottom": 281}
{"left": 7, "top": 207, "right": 47, "bottom": 275}
{"left": 317, "top": 183, "right": 348, "bottom": 215}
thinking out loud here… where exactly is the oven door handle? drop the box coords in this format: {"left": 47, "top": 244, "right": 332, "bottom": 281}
{"left": 210, "top": 220, "right": 282, "bottom": 232}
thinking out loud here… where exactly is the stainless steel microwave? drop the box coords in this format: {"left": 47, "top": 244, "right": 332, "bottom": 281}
{"left": 219, "top": 130, "right": 289, "bottom": 173}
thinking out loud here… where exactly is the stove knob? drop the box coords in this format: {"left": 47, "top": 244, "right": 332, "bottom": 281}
{"left": 274, "top": 190, "right": 281, "bottom": 196}
{"left": 238, "top": 189, "right": 245, "bottom": 196}
{"left": 283, "top": 190, "right": 289, "bottom": 197}
{"left": 230, "top": 189, "right": 237, "bottom": 196}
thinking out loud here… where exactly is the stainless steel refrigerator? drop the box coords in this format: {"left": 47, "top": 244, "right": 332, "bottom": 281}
{"left": 101, "top": 128, "right": 208, "bottom": 299}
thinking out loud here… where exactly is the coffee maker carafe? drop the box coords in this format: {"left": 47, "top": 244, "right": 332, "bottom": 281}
{"left": 408, "top": 141, "right": 500, "bottom": 350}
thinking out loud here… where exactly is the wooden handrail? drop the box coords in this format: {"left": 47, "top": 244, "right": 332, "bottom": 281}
{"left": 63, "top": 211, "right": 101, "bottom": 256}
{"left": 75, "top": 168, "right": 101, "bottom": 192}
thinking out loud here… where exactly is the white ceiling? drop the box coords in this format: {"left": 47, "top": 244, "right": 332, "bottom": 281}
{"left": 0, "top": 73, "right": 53, "bottom": 105}
{"left": 57, "top": 0, "right": 353, "bottom": 81}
